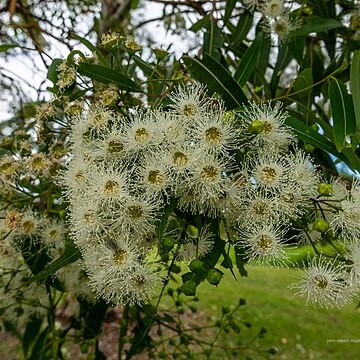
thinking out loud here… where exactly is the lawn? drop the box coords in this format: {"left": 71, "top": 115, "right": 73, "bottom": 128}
{"left": 188, "top": 264, "right": 360, "bottom": 360}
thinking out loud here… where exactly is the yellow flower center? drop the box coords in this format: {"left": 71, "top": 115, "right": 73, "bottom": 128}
{"left": 182, "top": 103, "right": 197, "bottom": 117}
{"left": 313, "top": 275, "right": 328, "bottom": 289}
{"left": 253, "top": 201, "right": 269, "bottom": 215}
{"left": 263, "top": 121, "right": 273, "bottom": 134}
{"left": 75, "top": 170, "right": 86, "bottom": 184}
{"left": 113, "top": 249, "right": 128, "bottom": 265}
{"left": 104, "top": 180, "right": 120, "bottom": 195}
{"left": 205, "top": 126, "right": 223, "bottom": 144}
{"left": 127, "top": 204, "right": 144, "bottom": 220}
{"left": 173, "top": 151, "right": 188, "bottom": 167}
{"left": 134, "top": 128, "right": 150, "bottom": 142}
{"left": 132, "top": 274, "right": 146, "bottom": 287}
{"left": 260, "top": 166, "right": 278, "bottom": 184}
{"left": 84, "top": 210, "right": 96, "bottom": 223}
{"left": 107, "top": 140, "right": 124, "bottom": 154}
{"left": 148, "top": 170, "right": 164, "bottom": 185}
{"left": 22, "top": 220, "right": 35, "bottom": 234}
{"left": 201, "top": 165, "right": 219, "bottom": 182}
{"left": 255, "top": 234, "right": 273, "bottom": 251}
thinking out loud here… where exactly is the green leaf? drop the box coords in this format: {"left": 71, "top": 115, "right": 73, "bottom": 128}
{"left": 29, "top": 326, "right": 50, "bottom": 360}
{"left": 230, "top": 11, "right": 253, "bottom": 46}
{"left": 224, "top": 0, "right": 237, "bottom": 25}
{"left": 133, "top": 55, "right": 160, "bottom": 79}
{"left": 69, "top": 33, "right": 108, "bottom": 65}
{"left": 46, "top": 58, "right": 63, "bottom": 84}
{"left": 350, "top": 50, "right": 360, "bottom": 138}
{"left": 270, "top": 44, "right": 292, "bottom": 95}
{"left": 27, "top": 242, "right": 81, "bottom": 283}
{"left": 203, "top": 19, "right": 224, "bottom": 60}
{"left": 285, "top": 115, "right": 353, "bottom": 168}
{"left": 0, "top": 44, "right": 18, "bottom": 52}
{"left": 190, "top": 15, "right": 210, "bottom": 32}
{"left": 235, "top": 251, "right": 247, "bottom": 277}
{"left": 77, "top": 63, "right": 142, "bottom": 92}
{"left": 182, "top": 53, "right": 247, "bottom": 109}
{"left": 23, "top": 317, "right": 43, "bottom": 358}
{"left": 156, "top": 198, "right": 178, "bottom": 243}
{"left": 329, "top": 78, "right": 356, "bottom": 152}
{"left": 292, "top": 67, "right": 313, "bottom": 99}
{"left": 291, "top": 18, "right": 343, "bottom": 37}
{"left": 234, "top": 32, "right": 263, "bottom": 86}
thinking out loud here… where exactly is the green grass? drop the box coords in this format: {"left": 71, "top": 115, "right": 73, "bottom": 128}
{"left": 185, "top": 265, "right": 360, "bottom": 360}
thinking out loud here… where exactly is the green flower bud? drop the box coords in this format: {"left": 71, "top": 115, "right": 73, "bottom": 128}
{"left": 304, "top": 143, "right": 315, "bottom": 153}
{"left": 318, "top": 183, "right": 332, "bottom": 196}
{"left": 163, "top": 236, "right": 176, "bottom": 251}
{"left": 248, "top": 119, "right": 264, "bottom": 134}
{"left": 313, "top": 219, "right": 330, "bottom": 233}
{"left": 153, "top": 47, "right": 169, "bottom": 61}
{"left": 189, "top": 259, "right": 204, "bottom": 273}
{"left": 180, "top": 280, "right": 197, "bottom": 296}
{"left": 206, "top": 268, "right": 223, "bottom": 286}
{"left": 80, "top": 344, "right": 89, "bottom": 353}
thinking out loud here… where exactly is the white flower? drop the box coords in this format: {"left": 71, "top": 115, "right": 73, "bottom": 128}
{"left": 237, "top": 222, "right": 288, "bottom": 265}
{"left": 110, "top": 194, "right": 160, "bottom": 236}
{"left": 86, "top": 166, "right": 129, "bottom": 205}
{"left": 239, "top": 102, "right": 293, "bottom": 149}
{"left": 345, "top": 242, "right": 360, "bottom": 286}
{"left": 178, "top": 226, "right": 214, "bottom": 260}
{"left": 189, "top": 113, "right": 240, "bottom": 155}
{"left": 168, "top": 83, "right": 211, "bottom": 119}
{"left": 122, "top": 109, "right": 162, "bottom": 155}
{"left": 331, "top": 199, "right": 360, "bottom": 240}
{"left": 60, "top": 155, "right": 93, "bottom": 198}
{"left": 286, "top": 151, "right": 319, "bottom": 198}
{"left": 159, "top": 115, "right": 187, "bottom": 144}
{"left": 250, "top": 150, "right": 289, "bottom": 194}
{"left": 92, "top": 126, "right": 128, "bottom": 163}
{"left": 291, "top": 255, "right": 353, "bottom": 308}
{"left": 85, "top": 106, "right": 117, "bottom": 132}
{"left": 189, "top": 154, "right": 230, "bottom": 200}
{"left": 138, "top": 155, "right": 171, "bottom": 196}
{"left": 239, "top": 190, "right": 277, "bottom": 224}
{"left": 41, "top": 219, "right": 66, "bottom": 246}
{"left": 120, "top": 264, "right": 163, "bottom": 305}
{"left": 84, "top": 235, "right": 142, "bottom": 304}
{"left": 274, "top": 184, "right": 310, "bottom": 221}
{"left": 261, "top": 0, "right": 285, "bottom": 17}
{"left": 263, "top": 13, "right": 302, "bottom": 44}
{"left": 17, "top": 210, "right": 44, "bottom": 239}
{"left": 165, "top": 145, "right": 194, "bottom": 177}
{"left": 68, "top": 200, "right": 105, "bottom": 248}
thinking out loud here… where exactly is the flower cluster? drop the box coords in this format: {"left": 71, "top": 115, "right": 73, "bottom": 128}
{"left": 244, "top": 0, "right": 302, "bottom": 43}
{"left": 61, "top": 84, "right": 340, "bottom": 307}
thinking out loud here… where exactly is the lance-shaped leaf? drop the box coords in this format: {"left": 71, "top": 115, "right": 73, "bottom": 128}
{"left": 350, "top": 49, "right": 360, "bottom": 139}
{"left": 234, "top": 32, "right": 264, "bottom": 86}
{"left": 182, "top": 53, "right": 247, "bottom": 109}
{"left": 285, "top": 115, "right": 353, "bottom": 169}
{"left": 27, "top": 242, "right": 81, "bottom": 283}
{"left": 230, "top": 11, "right": 253, "bottom": 46}
{"left": 291, "top": 18, "right": 343, "bottom": 37}
{"left": 0, "top": 44, "right": 18, "bottom": 52}
{"left": 329, "top": 78, "right": 356, "bottom": 152}
{"left": 77, "top": 63, "right": 142, "bottom": 92}
{"left": 203, "top": 19, "right": 223, "bottom": 60}
{"left": 223, "top": 0, "right": 237, "bottom": 25}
